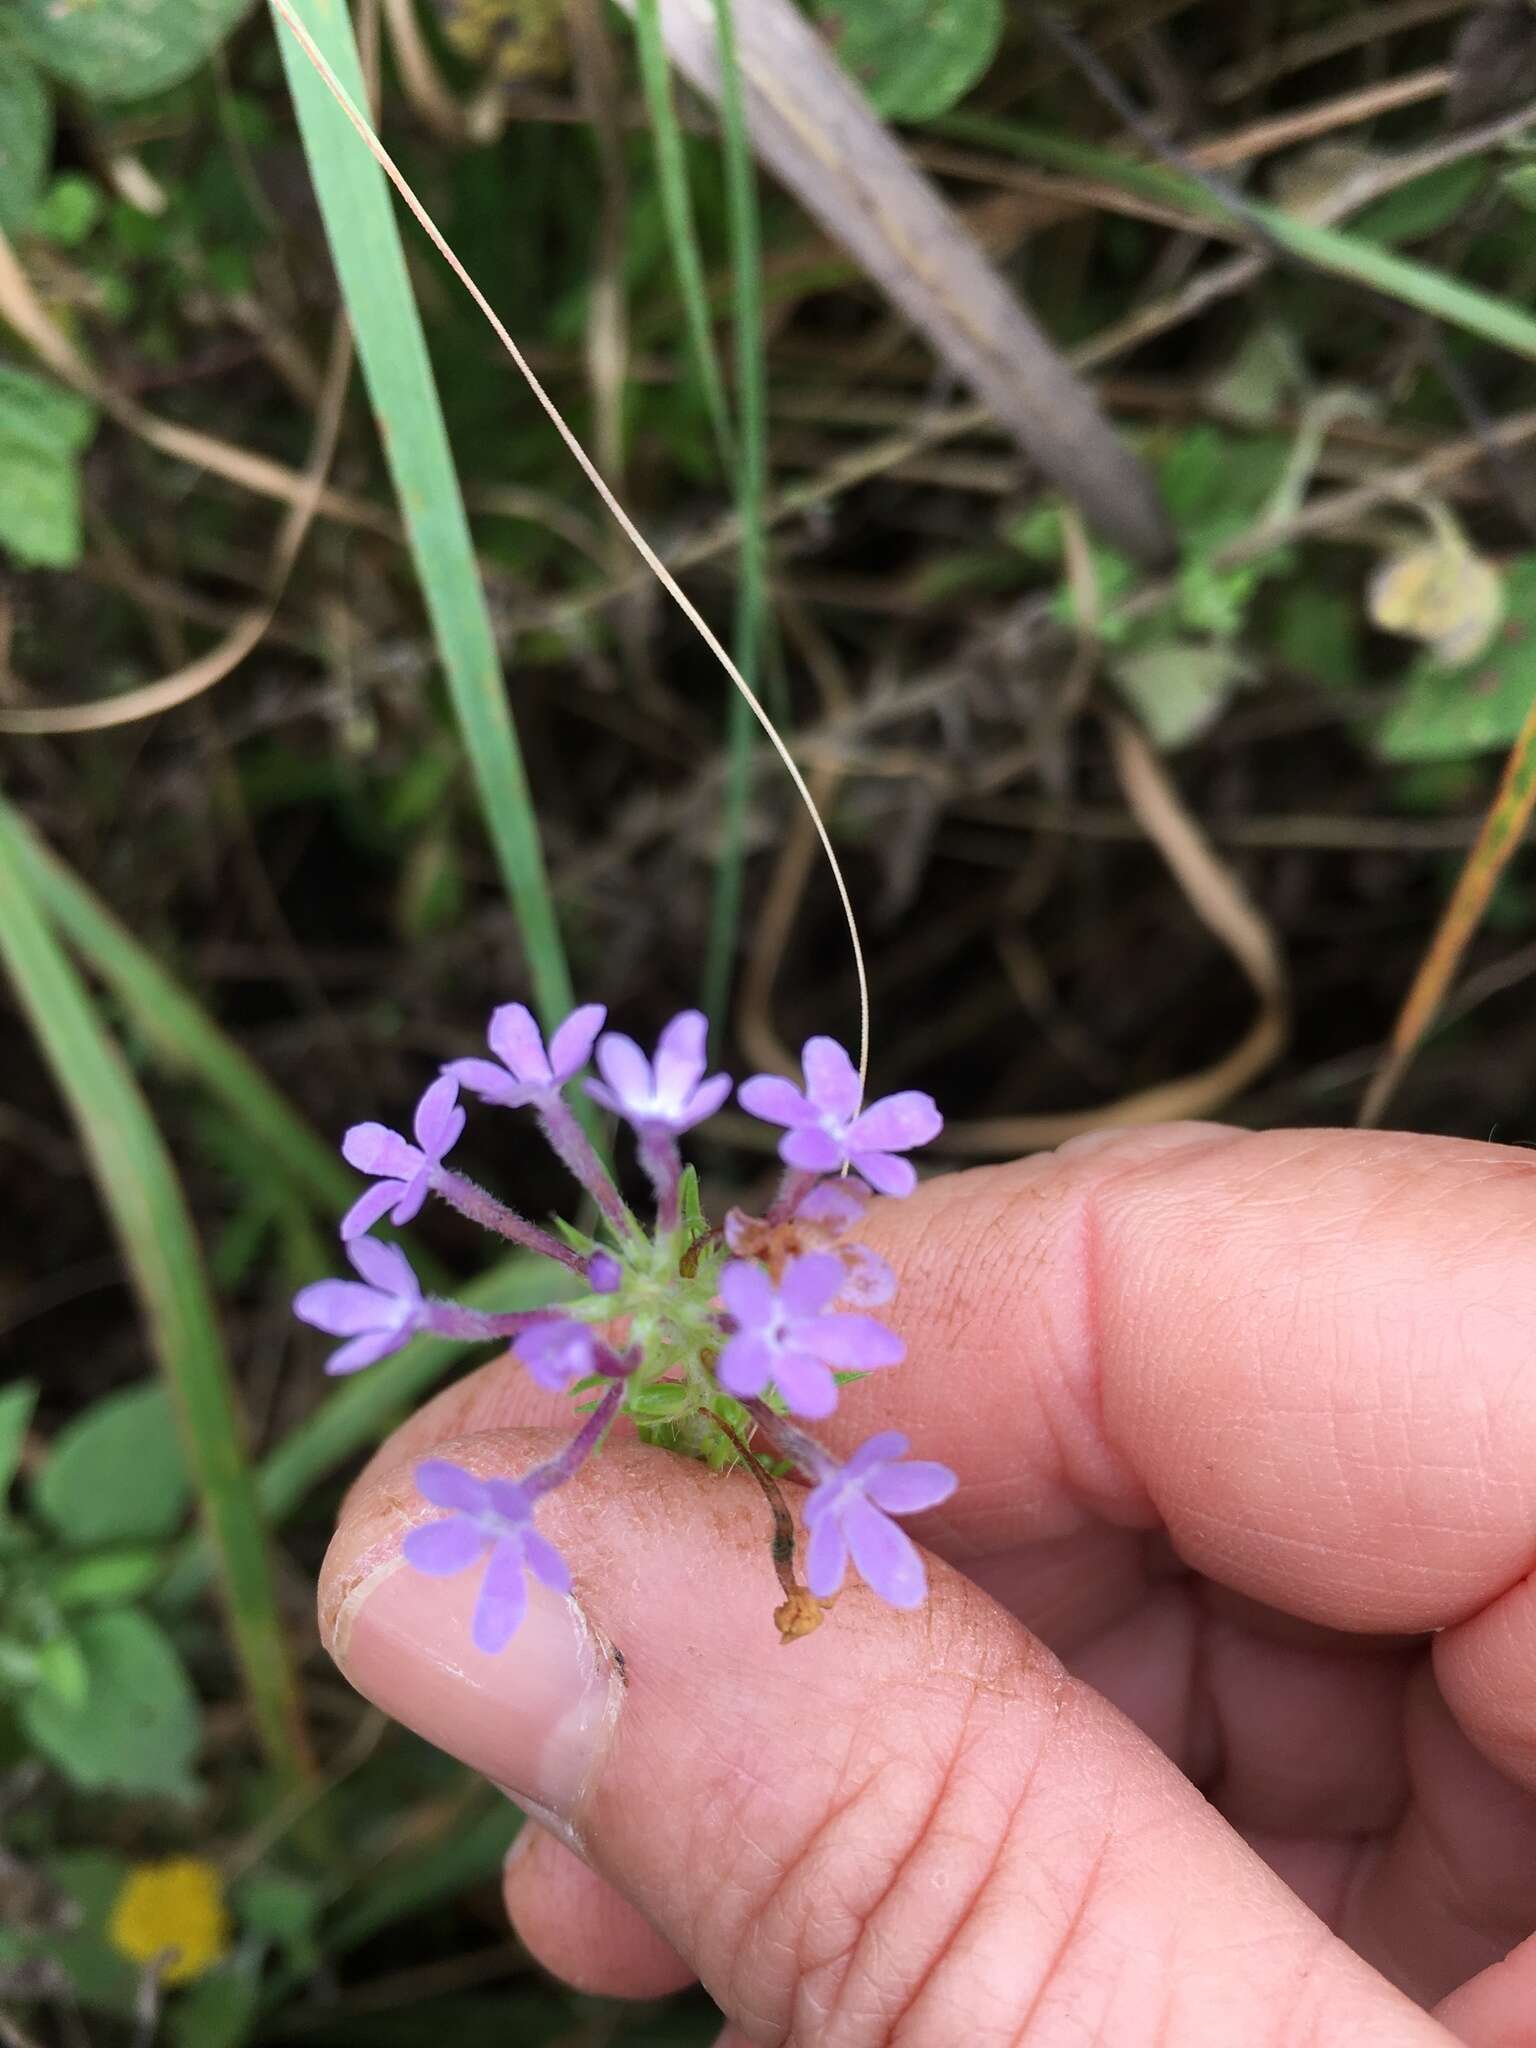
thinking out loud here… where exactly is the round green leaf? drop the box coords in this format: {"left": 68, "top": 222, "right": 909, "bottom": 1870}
{"left": 1379, "top": 556, "right": 1536, "bottom": 762}
{"left": 13, "top": 0, "right": 253, "bottom": 104}
{"left": 34, "top": 1383, "right": 190, "bottom": 1546}
{"left": 0, "top": 45, "right": 53, "bottom": 233}
{"left": 20, "top": 1608, "right": 201, "bottom": 1802}
{"left": 812, "top": 0, "right": 1003, "bottom": 122}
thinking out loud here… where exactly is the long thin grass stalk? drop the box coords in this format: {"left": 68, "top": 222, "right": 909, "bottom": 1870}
{"left": 10, "top": 812, "right": 351, "bottom": 1216}
{"left": 702, "top": 0, "right": 771, "bottom": 1040}
{"left": 938, "top": 113, "right": 1536, "bottom": 365}
{"left": 269, "top": 0, "right": 574, "bottom": 1033}
{"left": 633, "top": 0, "right": 735, "bottom": 467}
{"left": 0, "top": 792, "right": 311, "bottom": 1793}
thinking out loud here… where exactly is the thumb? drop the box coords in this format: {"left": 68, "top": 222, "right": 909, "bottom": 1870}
{"left": 320, "top": 1427, "right": 1449, "bottom": 2046}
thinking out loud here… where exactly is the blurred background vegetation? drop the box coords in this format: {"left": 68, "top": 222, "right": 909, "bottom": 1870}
{"left": 6, "top": 0, "right": 1536, "bottom": 2039}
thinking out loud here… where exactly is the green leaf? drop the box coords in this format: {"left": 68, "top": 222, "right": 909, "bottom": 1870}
{"left": 168, "top": 1949, "right": 262, "bottom": 2048}
{"left": 35, "top": 1383, "right": 190, "bottom": 1546}
{"left": 13, "top": 0, "right": 253, "bottom": 103}
{"left": 0, "top": 361, "right": 97, "bottom": 570}
{"left": 0, "top": 1381, "right": 38, "bottom": 1498}
{"left": 232, "top": 1869, "right": 322, "bottom": 1975}
{"left": 35, "top": 1851, "right": 138, "bottom": 2016}
{"left": 1379, "top": 559, "right": 1536, "bottom": 762}
{"left": 1352, "top": 157, "right": 1488, "bottom": 246}
{"left": 31, "top": 171, "right": 103, "bottom": 246}
{"left": 46, "top": 1545, "right": 165, "bottom": 1609}
{"left": 19, "top": 1608, "right": 201, "bottom": 1801}
{"left": 0, "top": 44, "right": 52, "bottom": 234}
{"left": 35, "top": 1631, "right": 89, "bottom": 1709}
{"left": 1503, "top": 163, "right": 1536, "bottom": 214}
{"left": 1109, "top": 641, "right": 1251, "bottom": 750}
{"left": 811, "top": 0, "right": 1003, "bottom": 121}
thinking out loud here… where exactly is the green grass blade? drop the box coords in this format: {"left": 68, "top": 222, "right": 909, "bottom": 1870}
{"left": 0, "top": 791, "right": 310, "bottom": 1794}
{"left": 702, "top": 0, "right": 770, "bottom": 1038}
{"left": 937, "top": 114, "right": 1536, "bottom": 365}
{"left": 269, "top": 0, "right": 573, "bottom": 1030}
{"left": 9, "top": 812, "right": 351, "bottom": 1216}
{"left": 633, "top": 0, "right": 735, "bottom": 467}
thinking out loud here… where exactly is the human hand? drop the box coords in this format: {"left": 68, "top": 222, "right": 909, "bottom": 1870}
{"left": 318, "top": 1124, "right": 1536, "bottom": 2046}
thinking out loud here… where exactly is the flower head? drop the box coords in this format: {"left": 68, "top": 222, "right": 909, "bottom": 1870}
{"left": 586, "top": 1009, "right": 731, "bottom": 1135}
{"left": 108, "top": 1859, "right": 230, "bottom": 1986}
{"left": 803, "top": 1432, "right": 957, "bottom": 1609}
{"left": 444, "top": 1001, "right": 605, "bottom": 1110}
{"left": 716, "top": 1253, "right": 903, "bottom": 1418}
{"left": 514, "top": 1317, "right": 600, "bottom": 1392}
{"left": 738, "top": 1038, "right": 941, "bottom": 1198}
{"left": 340, "top": 1075, "right": 464, "bottom": 1239}
{"left": 403, "top": 1459, "right": 571, "bottom": 1654}
{"left": 293, "top": 1238, "right": 427, "bottom": 1375}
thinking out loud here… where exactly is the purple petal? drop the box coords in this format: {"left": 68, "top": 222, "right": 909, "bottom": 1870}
{"left": 716, "top": 1330, "right": 774, "bottom": 1399}
{"left": 781, "top": 1127, "right": 846, "bottom": 1174}
{"left": 844, "top": 1430, "right": 910, "bottom": 1479}
{"left": 836, "top": 1246, "right": 896, "bottom": 1309}
{"left": 843, "top": 1496, "right": 927, "bottom": 1608}
{"left": 796, "top": 1178, "right": 869, "bottom": 1231}
{"left": 412, "top": 1076, "right": 465, "bottom": 1160}
{"left": 415, "top": 1460, "right": 487, "bottom": 1512}
{"left": 846, "top": 1091, "right": 942, "bottom": 1154}
{"left": 652, "top": 1010, "right": 707, "bottom": 1112}
{"left": 442, "top": 1056, "right": 530, "bottom": 1107}
{"left": 324, "top": 1328, "right": 406, "bottom": 1376}
{"left": 770, "top": 1349, "right": 838, "bottom": 1419}
{"left": 485, "top": 1476, "right": 535, "bottom": 1526}
{"left": 804, "top": 1312, "right": 904, "bottom": 1371}
{"left": 594, "top": 1032, "right": 653, "bottom": 1114}
{"left": 676, "top": 1071, "right": 732, "bottom": 1128}
{"left": 777, "top": 1252, "right": 845, "bottom": 1320}
{"left": 547, "top": 1003, "right": 606, "bottom": 1081}
{"left": 850, "top": 1149, "right": 917, "bottom": 1199}
{"left": 865, "top": 1459, "right": 958, "bottom": 1517}
{"left": 801, "top": 1037, "right": 862, "bottom": 1122}
{"left": 487, "top": 1002, "right": 551, "bottom": 1085}
{"left": 522, "top": 1527, "right": 572, "bottom": 1597}
{"left": 718, "top": 1260, "right": 775, "bottom": 1329}
{"left": 387, "top": 1168, "right": 433, "bottom": 1228}
{"left": 583, "top": 1080, "right": 624, "bottom": 1119}
{"left": 294, "top": 1279, "right": 390, "bottom": 1337}
{"left": 472, "top": 1542, "right": 529, "bottom": 1654}
{"left": 587, "top": 1251, "right": 623, "bottom": 1295}
{"left": 803, "top": 1511, "right": 849, "bottom": 1600}
{"left": 342, "top": 1123, "right": 422, "bottom": 1180}
{"left": 339, "top": 1179, "right": 404, "bottom": 1241}
{"left": 347, "top": 1237, "right": 419, "bottom": 1300}
{"left": 403, "top": 1518, "right": 486, "bottom": 1576}
{"left": 737, "top": 1075, "right": 815, "bottom": 1128}
{"left": 514, "top": 1319, "right": 597, "bottom": 1392}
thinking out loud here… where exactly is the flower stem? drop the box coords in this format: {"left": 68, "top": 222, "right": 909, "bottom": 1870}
{"left": 639, "top": 1125, "right": 682, "bottom": 1232}
{"left": 432, "top": 1170, "right": 582, "bottom": 1269}
{"left": 423, "top": 1303, "right": 562, "bottom": 1342}
{"left": 536, "top": 1096, "right": 634, "bottom": 1237}
{"left": 525, "top": 1380, "right": 624, "bottom": 1499}
{"left": 742, "top": 1399, "right": 836, "bottom": 1485}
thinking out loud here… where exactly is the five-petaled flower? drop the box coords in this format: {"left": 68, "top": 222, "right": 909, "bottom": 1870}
{"left": 402, "top": 1459, "right": 572, "bottom": 1655}
{"left": 340, "top": 1075, "right": 464, "bottom": 1239}
{"left": 802, "top": 1432, "right": 956, "bottom": 1609}
{"left": 585, "top": 1009, "right": 731, "bottom": 1134}
{"left": 444, "top": 1002, "right": 605, "bottom": 1110}
{"left": 738, "top": 1037, "right": 942, "bottom": 1197}
{"left": 716, "top": 1252, "right": 903, "bottom": 1418}
{"left": 293, "top": 1238, "right": 428, "bottom": 1376}
{"left": 514, "top": 1317, "right": 600, "bottom": 1392}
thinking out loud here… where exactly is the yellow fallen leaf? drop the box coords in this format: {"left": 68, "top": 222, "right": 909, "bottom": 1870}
{"left": 1368, "top": 504, "right": 1505, "bottom": 667}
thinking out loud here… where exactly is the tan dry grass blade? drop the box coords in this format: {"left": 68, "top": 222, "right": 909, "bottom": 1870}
{"left": 612, "top": 0, "right": 1173, "bottom": 567}
{"left": 1359, "top": 695, "right": 1536, "bottom": 1127}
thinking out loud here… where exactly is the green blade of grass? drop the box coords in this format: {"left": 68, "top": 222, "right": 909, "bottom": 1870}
{"left": 702, "top": 0, "right": 770, "bottom": 1039}
{"left": 9, "top": 810, "right": 352, "bottom": 1217}
{"left": 937, "top": 114, "right": 1536, "bottom": 366}
{"left": 269, "top": 0, "right": 573, "bottom": 1031}
{"left": 633, "top": 0, "right": 735, "bottom": 468}
{"left": 0, "top": 791, "right": 311, "bottom": 1794}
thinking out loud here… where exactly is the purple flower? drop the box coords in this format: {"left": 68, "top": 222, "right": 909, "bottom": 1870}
{"left": 716, "top": 1253, "right": 903, "bottom": 1419}
{"left": 514, "top": 1317, "right": 599, "bottom": 1392}
{"left": 585, "top": 1010, "right": 731, "bottom": 1135}
{"left": 402, "top": 1460, "right": 571, "bottom": 1654}
{"left": 340, "top": 1076, "right": 464, "bottom": 1240}
{"left": 293, "top": 1239, "right": 428, "bottom": 1376}
{"left": 738, "top": 1038, "right": 941, "bottom": 1198}
{"left": 444, "top": 1002, "right": 605, "bottom": 1110}
{"left": 803, "top": 1432, "right": 956, "bottom": 1609}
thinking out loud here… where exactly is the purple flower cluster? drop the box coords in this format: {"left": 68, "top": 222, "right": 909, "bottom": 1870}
{"left": 295, "top": 1005, "right": 954, "bottom": 1643}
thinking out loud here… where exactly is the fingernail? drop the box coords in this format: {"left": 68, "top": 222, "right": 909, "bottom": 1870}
{"left": 328, "top": 1554, "right": 622, "bottom": 1827}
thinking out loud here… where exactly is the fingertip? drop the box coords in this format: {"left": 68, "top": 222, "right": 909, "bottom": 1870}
{"left": 502, "top": 1824, "right": 696, "bottom": 2000}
